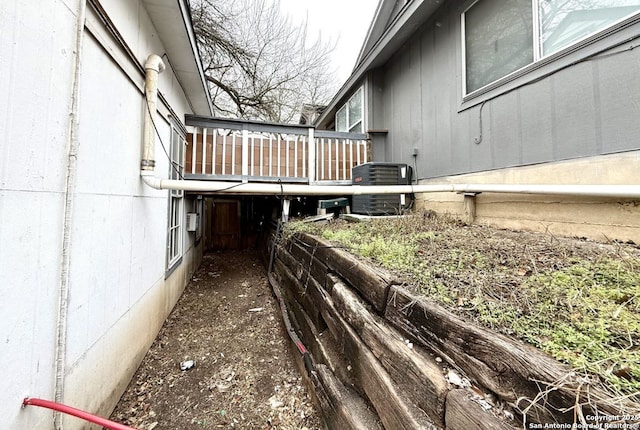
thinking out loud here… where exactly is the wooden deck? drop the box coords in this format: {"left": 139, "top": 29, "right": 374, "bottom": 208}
{"left": 185, "top": 115, "right": 370, "bottom": 184}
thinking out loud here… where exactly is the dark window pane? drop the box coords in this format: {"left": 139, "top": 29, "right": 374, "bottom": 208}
{"left": 465, "top": 0, "right": 534, "bottom": 93}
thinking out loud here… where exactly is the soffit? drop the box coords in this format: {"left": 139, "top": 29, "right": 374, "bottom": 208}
{"left": 142, "top": 0, "right": 213, "bottom": 116}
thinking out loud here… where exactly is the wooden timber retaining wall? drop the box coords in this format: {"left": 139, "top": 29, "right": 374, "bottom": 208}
{"left": 265, "top": 231, "right": 636, "bottom": 429}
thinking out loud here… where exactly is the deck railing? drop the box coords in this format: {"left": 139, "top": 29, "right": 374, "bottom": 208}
{"left": 185, "top": 115, "right": 369, "bottom": 184}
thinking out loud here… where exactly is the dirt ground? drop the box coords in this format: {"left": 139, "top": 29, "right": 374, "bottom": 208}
{"left": 110, "top": 251, "right": 322, "bottom": 430}
{"left": 110, "top": 216, "right": 640, "bottom": 430}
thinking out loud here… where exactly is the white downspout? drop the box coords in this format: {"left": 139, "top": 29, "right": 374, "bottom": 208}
{"left": 141, "top": 54, "right": 165, "bottom": 174}
{"left": 54, "top": 0, "right": 87, "bottom": 428}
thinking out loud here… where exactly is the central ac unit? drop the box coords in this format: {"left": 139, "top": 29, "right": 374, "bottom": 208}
{"left": 351, "top": 162, "right": 413, "bottom": 215}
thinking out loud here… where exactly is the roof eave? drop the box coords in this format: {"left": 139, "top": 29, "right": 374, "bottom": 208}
{"left": 354, "top": 0, "right": 387, "bottom": 66}
{"left": 143, "top": 0, "right": 213, "bottom": 116}
{"left": 316, "top": 0, "right": 442, "bottom": 129}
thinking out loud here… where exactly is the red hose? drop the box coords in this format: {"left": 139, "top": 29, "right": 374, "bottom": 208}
{"left": 22, "top": 397, "right": 138, "bottom": 430}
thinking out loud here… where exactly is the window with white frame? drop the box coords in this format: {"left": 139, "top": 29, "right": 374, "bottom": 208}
{"left": 462, "top": 0, "right": 640, "bottom": 95}
{"left": 170, "top": 121, "right": 185, "bottom": 183}
{"left": 167, "top": 119, "right": 186, "bottom": 270}
{"left": 195, "top": 195, "right": 203, "bottom": 243}
{"left": 167, "top": 196, "right": 183, "bottom": 268}
{"left": 335, "top": 86, "right": 364, "bottom": 133}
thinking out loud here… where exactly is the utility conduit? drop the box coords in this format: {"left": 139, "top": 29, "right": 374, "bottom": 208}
{"left": 139, "top": 55, "right": 639, "bottom": 201}
{"left": 55, "top": 1, "right": 87, "bottom": 429}
{"left": 139, "top": 53, "right": 638, "bottom": 200}
{"left": 140, "top": 176, "right": 640, "bottom": 199}
{"left": 22, "top": 398, "right": 138, "bottom": 430}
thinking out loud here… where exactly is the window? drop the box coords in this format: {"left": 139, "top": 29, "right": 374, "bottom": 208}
{"left": 463, "top": 0, "right": 640, "bottom": 95}
{"left": 463, "top": 0, "right": 534, "bottom": 94}
{"left": 167, "top": 196, "right": 183, "bottom": 268}
{"left": 167, "top": 119, "right": 186, "bottom": 271}
{"left": 194, "top": 195, "right": 203, "bottom": 244}
{"left": 336, "top": 87, "right": 364, "bottom": 133}
{"left": 170, "top": 121, "right": 185, "bottom": 183}
{"left": 540, "top": 1, "right": 640, "bottom": 54}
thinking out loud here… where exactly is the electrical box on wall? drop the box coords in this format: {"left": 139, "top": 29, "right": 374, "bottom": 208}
{"left": 186, "top": 213, "right": 199, "bottom": 232}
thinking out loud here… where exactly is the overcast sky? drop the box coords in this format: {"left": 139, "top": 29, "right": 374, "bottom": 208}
{"left": 278, "top": 0, "right": 379, "bottom": 86}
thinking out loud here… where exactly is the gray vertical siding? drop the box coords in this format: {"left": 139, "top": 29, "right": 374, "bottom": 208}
{"left": 599, "top": 53, "right": 640, "bottom": 153}
{"left": 519, "top": 80, "right": 555, "bottom": 164}
{"left": 374, "top": 1, "right": 640, "bottom": 180}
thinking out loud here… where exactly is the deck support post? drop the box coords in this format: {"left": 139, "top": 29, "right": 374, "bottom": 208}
{"left": 308, "top": 128, "right": 316, "bottom": 184}
{"left": 281, "top": 198, "right": 292, "bottom": 222}
{"left": 241, "top": 127, "right": 249, "bottom": 183}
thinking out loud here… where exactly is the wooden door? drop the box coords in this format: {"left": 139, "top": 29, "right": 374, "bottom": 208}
{"left": 205, "top": 199, "right": 241, "bottom": 251}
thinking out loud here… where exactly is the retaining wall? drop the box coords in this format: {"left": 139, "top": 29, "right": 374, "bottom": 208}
{"left": 266, "top": 231, "right": 636, "bottom": 429}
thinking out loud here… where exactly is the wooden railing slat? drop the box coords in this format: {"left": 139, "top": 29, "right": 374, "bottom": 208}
{"left": 185, "top": 119, "right": 368, "bottom": 183}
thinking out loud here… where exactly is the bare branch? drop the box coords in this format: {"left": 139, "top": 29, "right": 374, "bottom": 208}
{"left": 191, "top": 0, "right": 338, "bottom": 122}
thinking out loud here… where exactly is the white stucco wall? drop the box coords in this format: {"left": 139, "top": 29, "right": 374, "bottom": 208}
{"left": 1, "top": 1, "right": 75, "bottom": 428}
{"left": 0, "top": 1, "right": 204, "bottom": 428}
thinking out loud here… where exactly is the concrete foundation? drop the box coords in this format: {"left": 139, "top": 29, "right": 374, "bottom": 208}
{"left": 416, "top": 152, "right": 640, "bottom": 244}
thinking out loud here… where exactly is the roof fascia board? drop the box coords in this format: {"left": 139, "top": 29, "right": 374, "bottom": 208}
{"left": 355, "top": 0, "right": 388, "bottom": 65}
{"left": 175, "top": 0, "right": 213, "bottom": 115}
{"left": 316, "top": 0, "right": 440, "bottom": 127}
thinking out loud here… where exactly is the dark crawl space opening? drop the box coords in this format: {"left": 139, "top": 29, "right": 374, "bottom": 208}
{"left": 202, "top": 195, "right": 320, "bottom": 251}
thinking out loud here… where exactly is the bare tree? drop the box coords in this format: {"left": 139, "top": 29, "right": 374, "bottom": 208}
{"left": 191, "top": 0, "right": 337, "bottom": 123}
